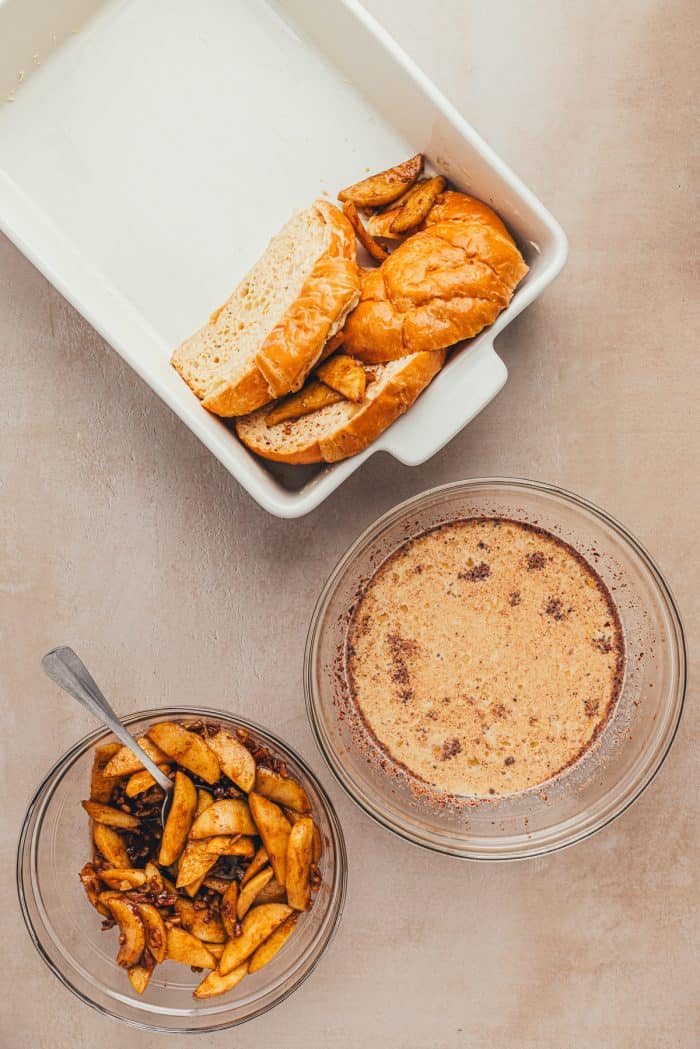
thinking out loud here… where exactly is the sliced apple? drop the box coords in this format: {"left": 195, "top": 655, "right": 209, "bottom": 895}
{"left": 194, "top": 961, "right": 248, "bottom": 1000}
{"left": 388, "top": 174, "right": 446, "bottom": 233}
{"left": 102, "top": 737, "right": 169, "bottom": 778}
{"left": 183, "top": 868, "right": 216, "bottom": 899}
{"left": 221, "top": 881, "right": 239, "bottom": 939}
{"left": 248, "top": 793, "right": 291, "bottom": 885}
{"left": 82, "top": 800, "right": 139, "bottom": 831}
{"left": 202, "top": 875, "right": 232, "bottom": 895}
{"left": 147, "top": 722, "right": 220, "bottom": 784}
{"left": 136, "top": 903, "right": 167, "bottom": 963}
{"left": 195, "top": 788, "right": 214, "bottom": 818}
{"left": 316, "top": 351, "right": 368, "bottom": 401}
{"left": 254, "top": 767, "right": 310, "bottom": 813}
{"left": 248, "top": 914, "right": 299, "bottom": 974}
{"left": 241, "top": 845, "right": 269, "bottom": 887}
{"left": 221, "top": 836, "right": 255, "bottom": 857}
{"left": 285, "top": 818, "right": 313, "bottom": 911}
{"left": 337, "top": 153, "right": 423, "bottom": 207}
{"left": 144, "top": 861, "right": 164, "bottom": 894}
{"left": 97, "top": 889, "right": 121, "bottom": 908}
{"left": 219, "top": 904, "right": 292, "bottom": 975}
{"left": 189, "top": 799, "right": 257, "bottom": 839}
{"left": 175, "top": 898, "right": 227, "bottom": 943}
{"left": 254, "top": 875, "right": 287, "bottom": 906}
{"left": 204, "top": 728, "right": 256, "bottom": 792}
{"left": 237, "top": 867, "right": 274, "bottom": 920}
{"left": 90, "top": 742, "right": 121, "bottom": 802}
{"left": 98, "top": 867, "right": 147, "bottom": 891}
{"left": 128, "top": 953, "right": 155, "bottom": 995}
{"left": 285, "top": 810, "right": 322, "bottom": 862}
{"left": 79, "top": 862, "right": 110, "bottom": 916}
{"left": 107, "top": 897, "right": 145, "bottom": 969}
{"left": 93, "top": 823, "right": 130, "bottom": 868}
{"left": 176, "top": 836, "right": 239, "bottom": 888}
{"left": 342, "top": 199, "right": 389, "bottom": 262}
{"left": 125, "top": 765, "right": 171, "bottom": 798}
{"left": 166, "top": 927, "right": 216, "bottom": 969}
{"left": 265, "top": 382, "right": 342, "bottom": 428}
{"left": 158, "top": 770, "right": 197, "bottom": 866}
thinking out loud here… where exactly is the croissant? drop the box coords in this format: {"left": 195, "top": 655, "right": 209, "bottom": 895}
{"left": 342, "top": 191, "right": 528, "bottom": 362}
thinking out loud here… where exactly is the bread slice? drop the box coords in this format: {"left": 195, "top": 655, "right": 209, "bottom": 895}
{"left": 171, "top": 201, "right": 360, "bottom": 417}
{"left": 235, "top": 350, "right": 446, "bottom": 464}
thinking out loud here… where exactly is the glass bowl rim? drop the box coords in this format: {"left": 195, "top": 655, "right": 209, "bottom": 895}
{"left": 17, "top": 705, "right": 348, "bottom": 1034}
{"left": 304, "top": 476, "right": 687, "bottom": 861}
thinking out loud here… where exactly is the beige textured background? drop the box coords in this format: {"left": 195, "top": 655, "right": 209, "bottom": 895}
{"left": 2, "top": 1, "right": 698, "bottom": 1046}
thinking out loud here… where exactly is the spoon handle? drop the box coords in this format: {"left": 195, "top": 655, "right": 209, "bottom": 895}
{"left": 42, "top": 646, "right": 172, "bottom": 793}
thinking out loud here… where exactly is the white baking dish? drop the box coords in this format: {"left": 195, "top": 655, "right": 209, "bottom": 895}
{"left": 0, "top": 0, "right": 566, "bottom": 517}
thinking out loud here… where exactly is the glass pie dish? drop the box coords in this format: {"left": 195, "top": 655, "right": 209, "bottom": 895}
{"left": 17, "top": 708, "right": 347, "bottom": 1033}
{"left": 305, "top": 478, "right": 686, "bottom": 860}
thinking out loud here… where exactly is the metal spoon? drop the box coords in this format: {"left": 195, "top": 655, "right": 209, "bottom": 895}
{"left": 41, "top": 645, "right": 173, "bottom": 824}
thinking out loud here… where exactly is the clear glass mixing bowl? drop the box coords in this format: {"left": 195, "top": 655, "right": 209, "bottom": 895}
{"left": 305, "top": 479, "right": 686, "bottom": 860}
{"left": 17, "top": 708, "right": 347, "bottom": 1032}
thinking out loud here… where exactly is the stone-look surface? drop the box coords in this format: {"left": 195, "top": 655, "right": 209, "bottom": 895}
{"left": 1, "top": 2, "right": 698, "bottom": 1047}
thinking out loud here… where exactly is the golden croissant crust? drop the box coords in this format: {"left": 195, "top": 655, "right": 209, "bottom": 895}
{"left": 342, "top": 191, "right": 528, "bottom": 362}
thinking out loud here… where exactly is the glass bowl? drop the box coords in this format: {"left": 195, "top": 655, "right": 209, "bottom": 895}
{"left": 305, "top": 478, "right": 686, "bottom": 860}
{"left": 17, "top": 707, "right": 347, "bottom": 1033}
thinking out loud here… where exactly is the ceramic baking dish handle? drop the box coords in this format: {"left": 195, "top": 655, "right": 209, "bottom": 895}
{"left": 374, "top": 338, "right": 508, "bottom": 466}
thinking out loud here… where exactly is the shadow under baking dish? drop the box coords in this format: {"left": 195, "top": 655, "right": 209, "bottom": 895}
{"left": 17, "top": 709, "right": 347, "bottom": 1033}
{"left": 305, "top": 479, "right": 686, "bottom": 860}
